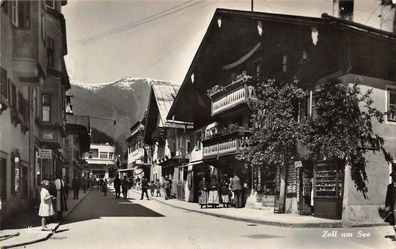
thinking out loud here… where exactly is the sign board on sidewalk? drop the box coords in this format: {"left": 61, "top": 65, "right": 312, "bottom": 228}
{"left": 294, "top": 161, "right": 303, "bottom": 168}
{"left": 38, "top": 149, "right": 52, "bottom": 159}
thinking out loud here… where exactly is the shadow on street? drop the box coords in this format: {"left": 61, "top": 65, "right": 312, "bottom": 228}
{"left": 62, "top": 189, "right": 164, "bottom": 225}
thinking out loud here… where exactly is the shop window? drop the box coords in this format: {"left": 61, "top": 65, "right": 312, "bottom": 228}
{"left": 47, "top": 38, "right": 54, "bottom": 68}
{"left": 12, "top": 0, "right": 30, "bottom": 29}
{"left": 42, "top": 94, "right": 51, "bottom": 122}
{"left": 387, "top": 87, "right": 396, "bottom": 122}
{"left": 0, "top": 158, "right": 6, "bottom": 200}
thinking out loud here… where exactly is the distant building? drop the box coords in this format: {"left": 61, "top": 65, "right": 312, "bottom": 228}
{"left": 82, "top": 143, "right": 116, "bottom": 179}
{"left": 125, "top": 121, "right": 149, "bottom": 178}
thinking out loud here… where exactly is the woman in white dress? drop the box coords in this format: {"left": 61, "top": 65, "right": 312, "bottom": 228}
{"left": 39, "top": 180, "right": 55, "bottom": 231}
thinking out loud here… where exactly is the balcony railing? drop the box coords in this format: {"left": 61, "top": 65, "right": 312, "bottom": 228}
{"left": 211, "top": 82, "right": 256, "bottom": 116}
{"left": 203, "top": 137, "right": 249, "bottom": 159}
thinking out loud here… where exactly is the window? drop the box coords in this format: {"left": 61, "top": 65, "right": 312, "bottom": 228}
{"left": 0, "top": 158, "right": 6, "bottom": 200}
{"left": 100, "top": 152, "right": 108, "bottom": 159}
{"left": 1, "top": 68, "right": 8, "bottom": 100}
{"left": 282, "top": 55, "right": 288, "bottom": 73}
{"left": 45, "top": 0, "right": 55, "bottom": 9}
{"left": 40, "top": 2, "right": 46, "bottom": 42}
{"left": 387, "top": 88, "right": 396, "bottom": 122}
{"left": 2, "top": 0, "right": 8, "bottom": 14}
{"left": 47, "top": 38, "right": 54, "bottom": 68}
{"left": 91, "top": 149, "right": 98, "bottom": 158}
{"left": 42, "top": 94, "right": 51, "bottom": 122}
{"left": 195, "top": 131, "right": 202, "bottom": 150}
{"left": 109, "top": 152, "right": 114, "bottom": 159}
{"left": 12, "top": 0, "right": 30, "bottom": 29}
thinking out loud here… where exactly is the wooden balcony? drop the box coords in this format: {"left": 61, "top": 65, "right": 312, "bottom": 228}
{"left": 209, "top": 76, "right": 256, "bottom": 116}
{"left": 203, "top": 137, "right": 249, "bottom": 159}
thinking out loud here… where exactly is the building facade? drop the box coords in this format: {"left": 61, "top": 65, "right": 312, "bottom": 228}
{"left": 0, "top": 0, "right": 70, "bottom": 228}
{"left": 82, "top": 143, "right": 116, "bottom": 180}
{"left": 125, "top": 121, "right": 150, "bottom": 178}
{"left": 166, "top": 8, "right": 396, "bottom": 226}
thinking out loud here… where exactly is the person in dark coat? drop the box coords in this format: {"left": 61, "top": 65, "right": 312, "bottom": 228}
{"left": 121, "top": 176, "right": 129, "bottom": 199}
{"left": 71, "top": 176, "right": 81, "bottom": 200}
{"left": 385, "top": 171, "right": 396, "bottom": 234}
{"left": 140, "top": 176, "right": 150, "bottom": 200}
{"left": 113, "top": 175, "right": 121, "bottom": 199}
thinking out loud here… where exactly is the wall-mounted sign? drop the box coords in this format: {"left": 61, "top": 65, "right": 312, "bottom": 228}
{"left": 42, "top": 132, "right": 54, "bottom": 140}
{"left": 38, "top": 149, "right": 52, "bottom": 159}
{"left": 294, "top": 161, "right": 303, "bottom": 168}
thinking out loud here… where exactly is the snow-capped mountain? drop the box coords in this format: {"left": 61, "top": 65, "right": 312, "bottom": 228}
{"left": 68, "top": 77, "right": 169, "bottom": 150}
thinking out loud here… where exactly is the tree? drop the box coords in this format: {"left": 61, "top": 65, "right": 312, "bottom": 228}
{"left": 301, "top": 79, "right": 388, "bottom": 197}
{"left": 248, "top": 77, "right": 390, "bottom": 211}
{"left": 247, "top": 79, "right": 308, "bottom": 212}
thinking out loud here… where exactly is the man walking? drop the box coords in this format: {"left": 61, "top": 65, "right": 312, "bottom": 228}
{"left": 122, "top": 176, "right": 129, "bottom": 199}
{"left": 163, "top": 177, "right": 171, "bottom": 200}
{"left": 114, "top": 175, "right": 121, "bottom": 199}
{"left": 140, "top": 176, "right": 149, "bottom": 200}
{"left": 71, "top": 176, "right": 81, "bottom": 200}
{"left": 230, "top": 172, "right": 242, "bottom": 208}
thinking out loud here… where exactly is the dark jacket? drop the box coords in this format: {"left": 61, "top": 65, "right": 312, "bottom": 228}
{"left": 71, "top": 178, "right": 81, "bottom": 190}
{"left": 114, "top": 177, "right": 121, "bottom": 189}
{"left": 385, "top": 183, "right": 396, "bottom": 210}
{"left": 141, "top": 178, "right": 148, "bottom": 190}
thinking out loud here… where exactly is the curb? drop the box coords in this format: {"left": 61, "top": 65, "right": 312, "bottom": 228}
{"left": 130, "top": 189, "right": 342, "bottom": 228}
{"left": 2, "top": 191, "right": 91, "bottom": 249}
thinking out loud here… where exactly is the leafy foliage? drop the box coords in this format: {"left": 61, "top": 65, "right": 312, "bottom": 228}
{"left": 246, "top": 79, "right": 308, "bottom": 172}
{"left": 247, "top": 78, "right": 389, "bottom": 197}
{"left": 301, "top": 79, "right": 387, "bottom": 196}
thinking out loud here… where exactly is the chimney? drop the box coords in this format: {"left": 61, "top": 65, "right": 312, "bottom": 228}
{"left": 333, "top": 0, "right": 354, "bottom": 21}
{"left": 380, "top": 0, "right": 396, "bottom": 33}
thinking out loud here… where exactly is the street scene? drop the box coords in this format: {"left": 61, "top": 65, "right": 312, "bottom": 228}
{"left": 1, "top": 0, "right": 396, "bottom": 248}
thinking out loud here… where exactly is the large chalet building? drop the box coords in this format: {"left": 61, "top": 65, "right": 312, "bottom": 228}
{"left": 165, "top": 7, "right": 396, "bottom": 226}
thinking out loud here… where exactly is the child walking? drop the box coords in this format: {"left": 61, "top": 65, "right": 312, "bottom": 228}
{"left": 39, "top": 180, "right": 55, "bottom": 231}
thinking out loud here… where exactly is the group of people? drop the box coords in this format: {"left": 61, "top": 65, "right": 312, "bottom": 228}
{"left": 198, "top": 172, "right": 243, "bottom": 209}
{"left": 113, "top": 175, "right": 131, "bottom": 199}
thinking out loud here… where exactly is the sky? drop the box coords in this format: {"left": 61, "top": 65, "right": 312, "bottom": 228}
{"left": 63, "top": 0, "right": 383, "bottom": 85}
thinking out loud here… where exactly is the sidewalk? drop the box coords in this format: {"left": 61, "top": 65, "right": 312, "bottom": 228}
{"left": 0, "top": 190, "right": 89, "bottom": 249}
{"left": 129, "top": 189, "right": 343, "bottom": 228}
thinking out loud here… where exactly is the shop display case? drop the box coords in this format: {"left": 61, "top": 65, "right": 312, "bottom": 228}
{"left": 313, "top": 161, "right": 344, "bottom": 219}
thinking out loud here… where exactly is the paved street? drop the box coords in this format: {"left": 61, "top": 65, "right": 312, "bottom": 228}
{"left": 16, "top": 189, "right": 396, "bottom": 249}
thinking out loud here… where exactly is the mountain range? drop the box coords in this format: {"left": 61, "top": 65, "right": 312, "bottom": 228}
{"left": 68, "top": 77, "right": 168, "bottom": 152}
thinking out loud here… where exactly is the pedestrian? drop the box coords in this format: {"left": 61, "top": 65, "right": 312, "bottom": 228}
{"left": 207, "top": 176, "right": 219, "bottom": 208}
{"left": 140, "top": 176, "right": 150, "bottom": 200}
{"left": 39, "top": 180, "right": 55, "bottom": 231}
{"left": 155, "top": 179, "right": 161, "bottom": 197}
{"left": 54, "top": 173, "right": 67, "bottom": 220}
{"left": 220, "top": 177, "right": 230, "bottom": 208}
{"left": 81, "top": 177, "right": 87, "bottom": 193}
{"left": 198, "top": 177, "right": 209, "bottom": 208}
{"left": 163, "top": 177, "right": 171, "bottom": 200}
{"left": 385, "top": 171, "right": 396, "bottom": 237}
{"left": 102, "top": 179, "right": 108, "bottom": 196}
{"left": 64, "top": 181, "right": 70, "bottom": 199}
{"left": 71, "top": 176, "right": 81, "bottom": 200}
{"left": 150, "top": 181, "right": 155, "bottom": 196}
{"left": 114, "top": 175, "right": 121, "bottom": 199}
{"left": 230, "top": 172, "right": 242, "bottom": 208}
{"left": 122, "top": 176, "right": 129, "bottom": 199}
